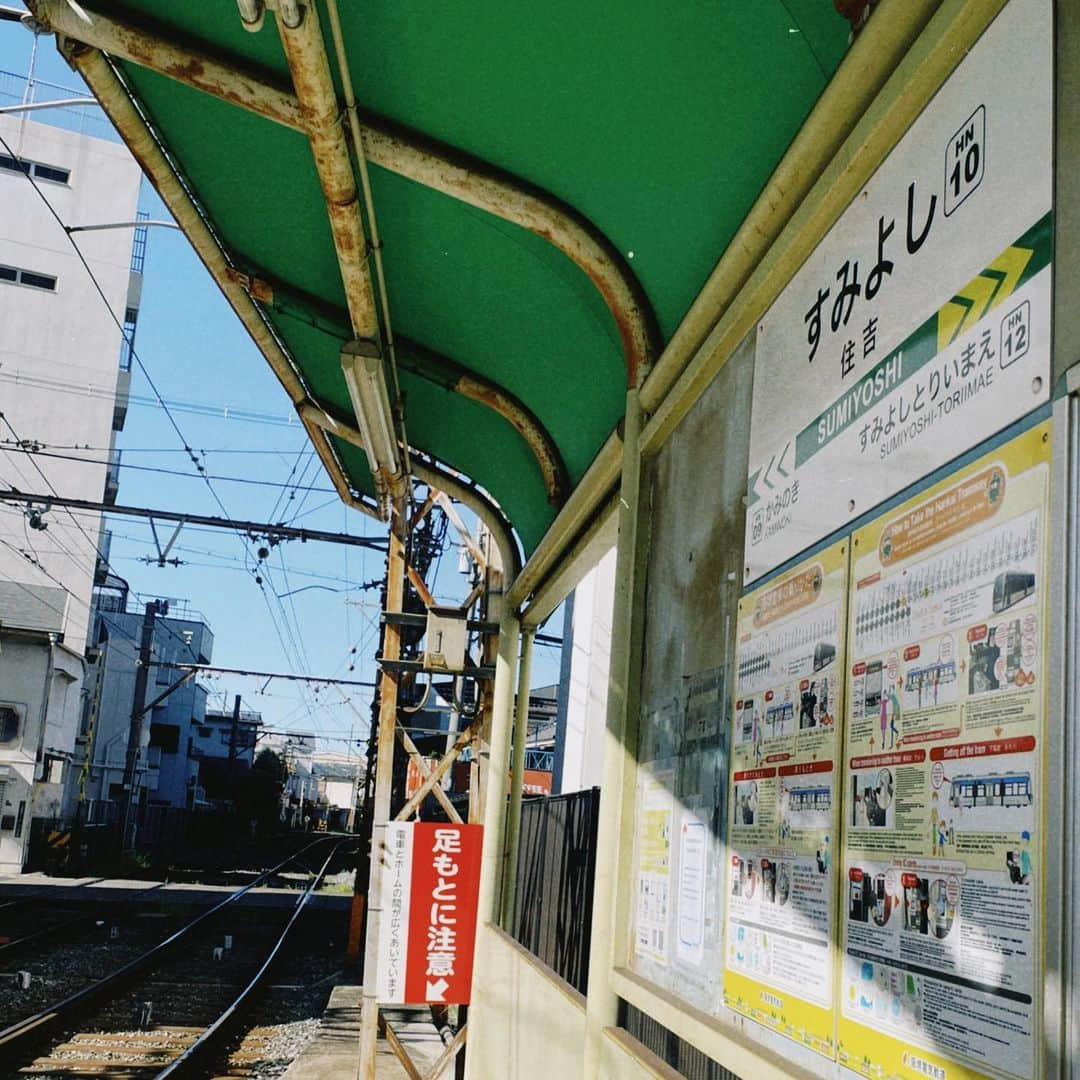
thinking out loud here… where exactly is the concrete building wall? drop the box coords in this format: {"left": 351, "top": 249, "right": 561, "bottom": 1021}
{"left": 0, "top": 634, "right": 81, "bottom": 873}
{"left": 0, "top": 635, "right": 50, "bottom": 874}
{"left": 0, "top": 115, "right": 141, "bottom": 655}
{"left": 74, "top": 609, "right": 213, "bottom": 816}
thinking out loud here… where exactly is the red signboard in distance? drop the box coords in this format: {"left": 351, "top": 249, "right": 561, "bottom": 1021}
{"left": 376, "top": 822, "right": 483, "bottom": 1005}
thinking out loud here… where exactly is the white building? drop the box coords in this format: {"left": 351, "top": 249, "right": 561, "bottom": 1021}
{"left": 0, "top": 106, "right": 142, "bottom": 872}
{"left": 554, "top": 546, "right": 615, "bottom": 793}
{"left": 0, "top": 581, "right": 83, "bottom": 873}
{"left": 0, "top": 109, "right": 141, "bottom": 653}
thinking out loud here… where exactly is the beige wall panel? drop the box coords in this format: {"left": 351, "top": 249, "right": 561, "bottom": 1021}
{"left": 466, "top": 925, "right": 586, "bottom": 1079}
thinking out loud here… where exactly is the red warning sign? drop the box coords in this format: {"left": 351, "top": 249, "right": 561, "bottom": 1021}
{"left": 376, "top": 822, "right": 483, "bottom": 1005}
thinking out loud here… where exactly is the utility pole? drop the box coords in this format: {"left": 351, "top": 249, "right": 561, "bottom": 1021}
{"left": 357, "top": 525, "right": 406, "bottom": 1079}
{"left": 228, "top": 693, "right": 241, "bottom": 792}
{"left": 120, "top": 599, "right": 164, "bottom": 849}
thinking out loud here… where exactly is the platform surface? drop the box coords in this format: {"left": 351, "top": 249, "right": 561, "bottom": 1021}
{"left": 283, "top": 985, "right": 452, "bottom": 1080}
{"left": 0, "top": 872, "right": 351, "bottom": 909}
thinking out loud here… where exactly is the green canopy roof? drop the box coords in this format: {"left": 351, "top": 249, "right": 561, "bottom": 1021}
{"left": 36, "top": 0, "right": 850, "bottom": 556}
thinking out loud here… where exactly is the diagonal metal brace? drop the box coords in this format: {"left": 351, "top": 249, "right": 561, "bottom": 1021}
{"left": 394, "top": 726, "right": 462, "bottom": 824}
{"left": 394, "top": 720, "right": 478, "bottom": 822}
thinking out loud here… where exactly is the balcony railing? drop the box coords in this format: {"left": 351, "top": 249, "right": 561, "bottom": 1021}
{"left": 0, "top": 68, "right": 117, "bottom": 142}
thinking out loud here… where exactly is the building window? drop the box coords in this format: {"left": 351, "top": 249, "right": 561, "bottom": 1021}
{"left": 0, "top": 705, "right": 20, "bottom": 745}
{"left": 149, "top": 723, "right": 180, "bottom": 753}
{"left": 0, "top": 264, "right": 57, "bottom": 292}
{"left": 0, "top": 153, "right": 70, "bottom": 185}
{"left": 119, "top": 306, "right": 138, "bottom": 371}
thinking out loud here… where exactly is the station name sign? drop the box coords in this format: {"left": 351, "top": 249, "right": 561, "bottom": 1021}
{"left": 744, "top": 0, "right": 1052, "bottom": 583}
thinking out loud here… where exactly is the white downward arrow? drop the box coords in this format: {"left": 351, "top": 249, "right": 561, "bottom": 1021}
{"left": 426, "top": 977, "right": 450, "bottom": 1002}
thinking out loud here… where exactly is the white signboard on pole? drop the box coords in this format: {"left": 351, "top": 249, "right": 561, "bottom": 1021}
{"left": 744, "top": 0, "right": 1052, "bottom": 583}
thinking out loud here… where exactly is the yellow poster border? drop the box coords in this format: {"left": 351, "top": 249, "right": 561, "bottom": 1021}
{"left": 836, "top": 420, "right": 1052, "bottom": 1080}
{"left": 723, "top": 536, "right": 849, "bottom": 1059}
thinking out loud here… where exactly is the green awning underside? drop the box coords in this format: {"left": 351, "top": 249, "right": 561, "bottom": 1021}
{"left": 99, "top": 1, "right": 850, "bottom": 555}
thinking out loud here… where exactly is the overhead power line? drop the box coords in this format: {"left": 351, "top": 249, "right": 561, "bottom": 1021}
{"left": 0, "top": 369, "right": 299, "bottom": 427}
{"left": 0, "top": 443, "right": 337, "bottom": 493}
{"left": 154, "top": 662, "right": 376, "bottom": 688}
{"left": 0, "top": 489, "right": 387, "bottom": 550}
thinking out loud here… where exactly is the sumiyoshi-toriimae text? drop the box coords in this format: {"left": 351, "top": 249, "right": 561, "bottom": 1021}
{"left": 723, "top": 539, "right": 847, "bottom": 1057}
{"left": 838, "top": 423, "right": 1049, "bottom": 1080}
{"left": 743, "top": 0, "right": 1052, "bottom": 582}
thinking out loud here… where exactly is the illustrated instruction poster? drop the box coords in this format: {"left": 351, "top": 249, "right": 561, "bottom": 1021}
{"left": 723, "top": 539, "right": 847, "bottom": 1057}
{"left": 634, "top": 765, "right": 674, "bottom": 965}
{"left": 632, "top": 677, "right": 729, "bottom": 1013}
{"left": 838, "top": 422, "right": 1050, "bottom": 1080}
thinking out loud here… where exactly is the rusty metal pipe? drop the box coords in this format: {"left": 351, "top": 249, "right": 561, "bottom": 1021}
{"left": 25, "top": 0, "right": 656, "bottom": 387}
{"left": 299, "top": 401, "right": 520, "bottom": 580}
{"left": 359, "top": 118, "right": 659, "bottom": 387}
{"left": 454, "top": 373, "right": 567, "bottom": 505}
{"left": 392, "top": 339, "right": 568, "bottom": 506}
{"left": 60, "top": 42, "right": 380, "bottom": 525}
{"left": 33, "top": 0, "right": 301, "bottom": 128}
{"left": 274, "top": 1, "right": 379, "bottom": 344}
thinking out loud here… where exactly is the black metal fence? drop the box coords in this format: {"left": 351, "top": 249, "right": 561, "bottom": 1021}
{"left": 509, "top": 786, "right": 600, "bottom": 995}
{"left": 620, "top": 1002, "right": 742, "bottom": 1079}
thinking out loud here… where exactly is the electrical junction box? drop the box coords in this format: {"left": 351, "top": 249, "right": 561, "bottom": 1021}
{"left": 422, "top": 608, "right": 468, "bottom": 673}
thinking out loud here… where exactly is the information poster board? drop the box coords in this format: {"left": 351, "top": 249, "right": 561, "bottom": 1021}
{"left": 744, "top": 0, "right": 1052, "bottom": 582}
{"left": 634, "top": 766, "right": 675, "bottom": 965}
{"left": 631, "top": 676, "right": 729, "bottom": 1012}
{"left": 723, "top": 540, "right": 847, "bottom": 1056}
{"left": 837, "top": 422, "right": 1050, "bottom": 1079}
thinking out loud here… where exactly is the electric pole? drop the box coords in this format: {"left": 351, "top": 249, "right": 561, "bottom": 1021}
{"left": 120, "top": 599, "right": 165, "bottom": 849}
{"left": 228, "top": 692, "right": 241, "bottom": 792}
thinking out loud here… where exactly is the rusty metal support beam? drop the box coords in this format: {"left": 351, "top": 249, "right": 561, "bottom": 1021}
{"left": 421, "top": 1023, "right": 468, "bottom": 1080}
{"left": 230, "top": 266, "right": 569, "bottom": 506}
{"left": 53, "top": 39, "right": 380, "bottom": 527}
{"left": 32, "top": 0, "right": 302, "bottom": 126}
{"left": 405, "top": 562, "right": 436, "bottom": 609}
{"left": 433, "top": 492, "right": 487, "bottom": 572}
{"left": 273, "top": 1, "right": 379, "bottom": 345}
{"left": 299, "top": 400, "right": 521, "bottom": 579}
{"left": 358, "top": 529, "right": 406, "bottom": 1080}
{"left": 26, "top": 0, "right": 657, "bottom": 386}
{"left": 377, "top": 1014, "right": 424, "bottom": 1080}
{"left": 361, "top": 117, "right": 658, "bottom": 387}
{"left": 395, "top": 717, "right": 477, "bottom": 823}
{"left": 394, "top": 726, "right": 463, "bottom": 824}
{"left": 399, "top": 341, "right": 569, "bottom": 506}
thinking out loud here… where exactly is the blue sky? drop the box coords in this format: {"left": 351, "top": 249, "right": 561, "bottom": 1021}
{"left": 0, "top": 18, "right": 562, "bottom": 754}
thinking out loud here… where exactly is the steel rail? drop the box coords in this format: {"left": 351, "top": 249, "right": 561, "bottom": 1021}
{"left": 26, "top": 0, "right": 657, "bottom": 386}
{"left": 0, "top": 835, "right": 341, "bottom": 1053}
{"left": 154, "top": 838, "right": 354, "bottom": 1078}
{"left": 0, "top": 879, "right": 170, "bottom": 961}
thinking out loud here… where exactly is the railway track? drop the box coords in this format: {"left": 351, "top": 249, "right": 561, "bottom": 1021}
{"left": 0, "top": 836, "right": 353, "bottom": 1079}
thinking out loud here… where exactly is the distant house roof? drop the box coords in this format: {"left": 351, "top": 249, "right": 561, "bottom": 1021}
{"left": 313, "top": 760, "right": 362, "bottom": 782}
{"left": 0, "top": 581, "right": 66, "bottom": 637}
